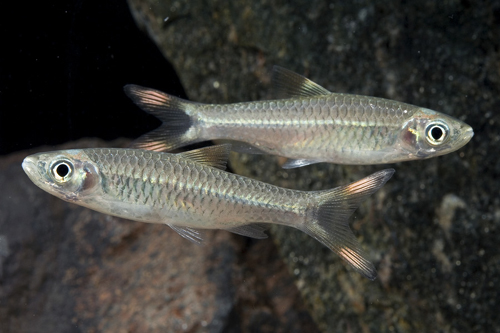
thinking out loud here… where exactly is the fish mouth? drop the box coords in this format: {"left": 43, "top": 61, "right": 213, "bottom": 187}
{"left": 22, "top": 155, "right": 69, "bottom": 198}
{"left": 22, "top": 156, "right": 39, "bottom": 181}
{"left": 462, "top": 126, "right": 474, "bottom": 144}
{"left": 22, "top": 155, "right": 52, "bottom": 189}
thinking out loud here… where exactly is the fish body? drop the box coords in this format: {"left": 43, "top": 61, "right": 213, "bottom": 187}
{"left": 22, "top": 145, "right": 394, "bottom": 279}
{"left": 125, "top": 66, "right": 473, "bottom": 168}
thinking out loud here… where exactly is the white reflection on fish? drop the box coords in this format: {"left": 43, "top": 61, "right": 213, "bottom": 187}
{"left": 124, "top": 66, "right": 473, "bottom": 168}
{"left": 22, "top": 145, "right": 394, "bottom": 280}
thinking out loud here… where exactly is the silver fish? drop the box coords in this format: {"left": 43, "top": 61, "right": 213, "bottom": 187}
{"left": 124, "top": 66, "right": 473, "bottom": 168}
{"left": 22, "top": 145, "right": 394, "bottom": 280}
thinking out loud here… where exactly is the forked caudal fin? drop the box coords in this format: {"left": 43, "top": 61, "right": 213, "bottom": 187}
{"left": 124, "top": 84, "right": 198, "bottom": 152}
{"left": 302, "top": 169, "right": 395, "bottom": 280}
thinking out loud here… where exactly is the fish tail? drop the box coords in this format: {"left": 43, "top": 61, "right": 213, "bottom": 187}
{"left": 124, "top": 84, "right": 200, "bottom": 151}
{"left": 302, "top": 169, "right": 395, "bottom": 280}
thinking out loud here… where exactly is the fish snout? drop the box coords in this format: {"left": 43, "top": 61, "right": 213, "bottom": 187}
{"left": 462, "top": 125, "right": 474, "bottom": 144}
{"left": 22, "top": 155, "right": 47, "bottom": 184}
{"left": 22, "top": 156, "right": 38, "bottom": 176}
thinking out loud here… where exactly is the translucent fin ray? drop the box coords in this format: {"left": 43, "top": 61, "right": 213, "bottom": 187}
{"left": 272, "top": 66, "right": 331, "bottom": 99}
{"left": 179, "top": 144, "right": 231, "bottom": 170}
{"left": 225, "top": 224, "right": 269, "bottom": 239}
{"left": 124, "top": 84, "right": 195, "bottom": 152}
{"left": 302, "top": 169, "right": 395, "bottom": 280}
{"left": 215, "top": 140, "right": 268, "bottom": 155}
{"left": 168, "top": 224, "right": 205, "bottom": 244}
{"left": 282, "top": 158, "right": 320, "bottom": 169}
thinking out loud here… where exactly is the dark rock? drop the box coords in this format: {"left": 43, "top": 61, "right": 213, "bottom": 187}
{"left": 0, "top": 139, "right": 318, "bottom": 332}
{"left": 126, "top": 0, "right": 499, "bottom": 331}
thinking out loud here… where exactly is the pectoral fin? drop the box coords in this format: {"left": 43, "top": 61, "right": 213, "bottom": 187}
{"left": 168, "top": 225, "right": 205, "bottom": 244}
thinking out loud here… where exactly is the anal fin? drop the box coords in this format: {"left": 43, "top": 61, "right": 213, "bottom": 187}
{"left": 225, "top": 224, "right": 269, "bottom": 239}
{"left": 215, "top": 140, "right": 268, "bottom": 155}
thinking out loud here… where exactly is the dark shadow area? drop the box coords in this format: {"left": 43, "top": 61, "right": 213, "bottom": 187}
{"left": 0, "top": 0, "right": 186, "bottom": 155}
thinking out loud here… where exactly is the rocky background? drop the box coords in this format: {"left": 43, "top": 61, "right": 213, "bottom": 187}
{"left": 2, "top": 0, "right": 499, "bottom": 332}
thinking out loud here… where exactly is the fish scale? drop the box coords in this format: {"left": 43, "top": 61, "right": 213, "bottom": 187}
{"left": 86, "top": 148, "right": 304, "bottom": 227}
{"left": 197, "top": 94, "right": 414, "bottom": 155}
{"left": 23, "top": 145, "right": 395, "bottom": 279}
{"left": 124, "top": 66, "right": 472, "bottom": 167}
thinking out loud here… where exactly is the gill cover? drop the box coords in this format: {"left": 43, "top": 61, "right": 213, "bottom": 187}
{"left": 399, "top": 108, "right": 472, "bottom": 159}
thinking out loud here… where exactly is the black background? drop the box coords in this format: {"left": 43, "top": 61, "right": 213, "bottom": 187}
{"left": 0, "top": 0, "right": 186, "bottom": 155}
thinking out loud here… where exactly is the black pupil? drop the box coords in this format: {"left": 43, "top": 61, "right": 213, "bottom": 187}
{"left": 431, "top": 126, "right": 443, "bottom": 140}
{"left": 56, "top": 163, "right": 69, "bottom": 178}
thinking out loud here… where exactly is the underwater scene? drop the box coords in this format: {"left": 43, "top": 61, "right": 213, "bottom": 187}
{"left": 1, "top": 0, "right": 498, "bottom": 332}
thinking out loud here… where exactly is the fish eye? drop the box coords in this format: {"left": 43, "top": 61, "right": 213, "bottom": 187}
{"left": 425, "top": 122, "right": 449, "bottom": 145}
{"left": 50, "top": 160, "right": 74, "bottom": 182}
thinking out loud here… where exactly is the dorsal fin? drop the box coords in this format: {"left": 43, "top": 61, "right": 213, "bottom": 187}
{"left": 178, "top": 144, "right": 231, "bottom": 170}
{"left": 272, "top": 66, "right": 331, "bottom": 99}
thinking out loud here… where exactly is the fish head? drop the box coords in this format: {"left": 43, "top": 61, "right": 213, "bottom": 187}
{"left": 22, "top": 150, "right": 100, "bottom": 203}
{"left": 398, "top": 108, "right": 473, "bottom": 160}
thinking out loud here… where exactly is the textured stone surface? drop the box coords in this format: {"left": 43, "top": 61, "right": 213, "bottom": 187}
{"left": 0, "top": 139, "right": 318, "bottom": 333}
{"left": 126, "top": 0, "right": 499, "bottom": 331}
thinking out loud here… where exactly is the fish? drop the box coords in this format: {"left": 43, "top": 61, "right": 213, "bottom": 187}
{"left": 124, "top": 66, "right": 473, "bottom": 168}
{"left": 22, "top": 145, "right": 394, "bottom": 280}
